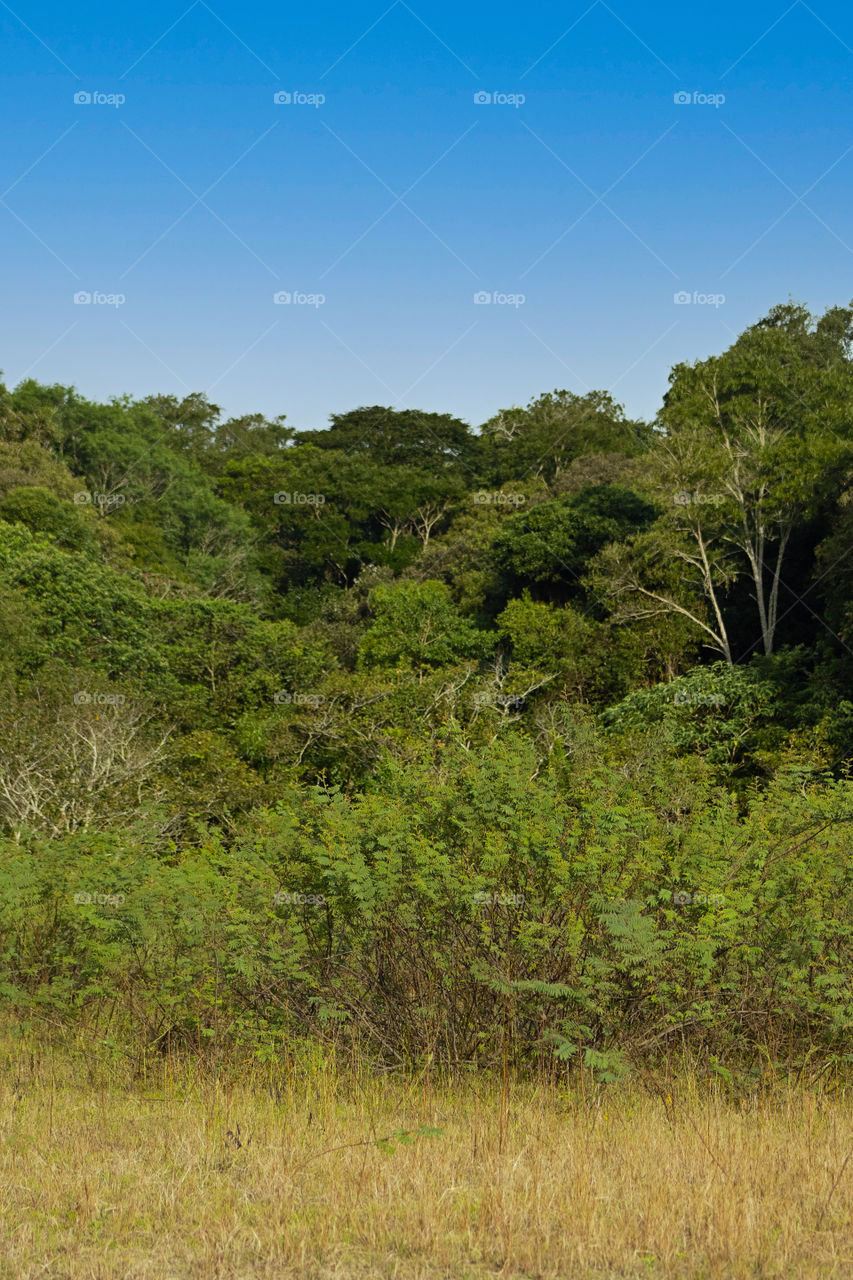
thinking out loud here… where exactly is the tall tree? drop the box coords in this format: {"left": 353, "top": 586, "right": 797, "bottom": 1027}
{"left": 596, "top": 303, "right": 853, "bottom": 660}
{"left": 298, "top": 405, "right": 476, "bottom": 474}
{"left": 478, "top": 389, "right": 650, "bottom": 486}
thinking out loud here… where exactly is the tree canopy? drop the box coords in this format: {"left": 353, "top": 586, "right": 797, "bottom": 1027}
{"left": 1, "top": 302, "right": 852, "bottom": 1074}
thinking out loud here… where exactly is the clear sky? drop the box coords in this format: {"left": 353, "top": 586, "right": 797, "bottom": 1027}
{"left": 2, "top": 0, "right": 852, "bottom": 430}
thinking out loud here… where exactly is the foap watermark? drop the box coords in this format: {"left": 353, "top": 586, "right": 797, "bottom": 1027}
{"left": 473, "top": 490, "right": 526, "bottom": 506}
{"left": 674, "top": 290, "right": 725, "bottom": 307}
{"left": 273, "top": 290, "right": 325, "bottom": 308}
{"left": 673, "top": 689, "right": 726, "bottom": 708}
{"left": 274, "top": 890, "right": 326, "bottom": 906}
{"left": 674, "top": 491, "right": 725, "bottom": 507}
{"left": 273, "top": 691, "right": 326, "bottom": 708}
{"left": 673, "top": 91, "right": 725, "bottom": 108}
{"left": 273, "top": 90, "right": 325, "bottom": 107}
{"left": 73, "top": 490, "right": 126, "bottom": 509}
{"left": 73, "top": 90, "right": 125, "bottom": 108}
{"left": 474, "top": 91, "right": 525, "bottom": 107}
{"left": 472, "top": 891, "right": 526, "bottom": 906}
{"left": 73, "top": 691, "right": 126, "bottom": 707}
{"left": 473, "top": 691, "right": 527, "bottom": 712}
{"left": 73, "top": 891, "right": 126, "bottom": 906}
{"left": 273, "top": 491, "right": 325, "bottom": 506}
{"left": 74, "top": 290, "right": 126, "bottom": 308}
{"left": 474, "top": 290, "right": 525, "bottom": 307}
{"left": 672, "top": 889, "right": 725, "bottom": 907}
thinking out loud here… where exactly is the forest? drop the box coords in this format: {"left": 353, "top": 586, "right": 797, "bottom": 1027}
{"left": 1, "top": 298, "right": 852, "bottom": 1081}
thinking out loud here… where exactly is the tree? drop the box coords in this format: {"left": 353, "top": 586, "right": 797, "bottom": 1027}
{"left": 205, "top": 413, "right": 293, "bottom": 475}
{"left": 298, "top": 405, "right": 476, "bottom": 474}
{"left": 142, "top": 392, "right": 222, "bottom": 460}
{"left": 0, "top": 486, "right": 97, "bottom": 553}
{"left": 600, "top": 660, "right": 780, "bottom": 774}
{"left": 592, "top": 524, "right": 739, "bottom": 664}
{"left": 0, "top": 377, "right": 71, "bottom": 448}
{"left": 0, "top": 688, "right": 171, "bottom": 839}
{"left": 478, "top": 389, "right": 650, "bottom": 486}
{"left": 491, "top": 486, "right": 658, "bottom": 605}
{"left": 358, "top": 580, "right": 492, "bottom": 671}
{"left": 373, "top": 466, "right": 464, "bottom": 551}
{"left": 598, "top": 302, "right": 853, "bottom": 660}
{"left": 497, "top": 593, "right": 608, "bottom": 704}
{"left": 0, "top": 522, "right": 167, "bottom": 680}
{"left": 151, "top": 598, "right": 332, "bottom": 729}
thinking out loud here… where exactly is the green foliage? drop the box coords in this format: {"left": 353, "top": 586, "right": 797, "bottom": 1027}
{"left": 491, "top": 486, "right": 658, "bottom": 604}
{"left": 1, "top": 306, "right": 853, "bottom": 1076}
{"left": 358, "top": 579, "right": 493, "bottom": 670}
{"left": 2, "top": 741, "right": 851, "bottom": 1071}
{"left": 298, "top": 404, "right": 476, "bottom": 473}
{"left": 0, "top": 521, "right": 166, "bottom": 679}
{"left": 478, "top": 388, "right": 650, "bottom": 484}
{"left": 600, "top": 661, "right": 781, "bottom": 770}
{"left": 0, "top": 486, "right": 97, "bottom": 552}
{"left": 600, "top": 301, "right": 853, "bottom": 662}
{"left": 496, "top": 593, "right": 618, "bottom": 704}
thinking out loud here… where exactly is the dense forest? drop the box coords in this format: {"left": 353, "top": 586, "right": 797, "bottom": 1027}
{"left": 2, "top": 299, "right": 852, "bottom": 1079}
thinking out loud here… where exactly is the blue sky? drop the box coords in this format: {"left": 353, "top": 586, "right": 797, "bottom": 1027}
{"left": 2, "top": 0, "right": 853, "bottom": 429}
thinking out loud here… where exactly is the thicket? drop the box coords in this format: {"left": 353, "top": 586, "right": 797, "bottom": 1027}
{"left": 1, "top": 300, "right": 852, "bottom": 1076}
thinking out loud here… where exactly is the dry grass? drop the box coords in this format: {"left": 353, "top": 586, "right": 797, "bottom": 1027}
{"left": 0, "top": 1040, "right": 851, "bottom": 1279}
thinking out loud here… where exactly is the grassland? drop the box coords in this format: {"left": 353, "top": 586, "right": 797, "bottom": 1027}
{"left": 0, "top": 1035, "right": 850, "bottom": 1279}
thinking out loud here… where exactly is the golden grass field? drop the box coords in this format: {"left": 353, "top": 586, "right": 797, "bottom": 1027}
{"left": 0, "top": 1037, "right": 851, "bottom": 1279}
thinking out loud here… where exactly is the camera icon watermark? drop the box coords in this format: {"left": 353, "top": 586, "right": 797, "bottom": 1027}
{"left": 673, "top": 491, "right": 725, "bottom": 507}
{"left": 673, "top": 291, "right": 725, "bottom": 308}
{"left": 273, "top": 691, "right": 326, "bottom": 708}
{"left": 273, "top": 290, "right": 325, "bottom": 308}
{"left": 273, "top": 491, "right": 325, "bottom": 506}
{"left": 673, "top": 689, "right": 726, "bottom": 708}
{"left": 473, "top": 691, "right": 527, "bottom": 712}
{"left": 473, "top": 91, "right": 525, "bottom": 107}
{"left": 474, "top": 290, "right": 525, "bottom": 307}
{"left": 73, "top": 490, "right": 126, "bottom": 508}
{"left": 472, "top": 890, "right": 526, "bottom": 906}
{"left": 74, "top": 291, "right": 126, "bottom": 307}
{"left": 73, "top": 90, "right": 125, "bottom": 108}
{"left": 273, "top": 90, "right": 325, "bottom": 107}
{"left": 672, "top": 889, "right": 725, "bottom": 907}
{"left": 73, "top": 691, "right": 127, "bottom": 707}
{"left": 472, "top": 490, "right": 526, "bottom": 506}
{"left": 673, "top": 91, "right": 725, "bottom": 108}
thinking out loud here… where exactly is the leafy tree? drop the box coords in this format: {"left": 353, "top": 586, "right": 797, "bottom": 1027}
{"left": 600, "top": 660, "right": 781, "bottom": 773}
{"left": 0, "top": 377, "right": 71, "bottom": 448}
{"left": 208, "top": 412, "right": 293, "bottom": 467}
{"left": 298, "top": 404, "right": 476, "bottom": 474}
{"left": 0, "top": 486, "right": 97, "bottom": 553}
{"left": 497, "top": 593, "right": 613, "bottom": 704}
{"left": 603, "top": 302, "right": 853, "bottom": 661}
{"left": 151, "top": 598, "right": 333, "bottom": 729}
{"left": 491, "top": 485, "right": 658, "bottom": 605}
{"left": 0, "top": 438, "right": 82, "bottom": 501}
{"left": 590, "top": 525, "right": 739, "bottom": 664}
{"left": 142, "top": 392, "right": 222, "bottom": 460}
{"left": 358, "top": 579, "right": 492, "bottom": 670}
{"left": 815, "top": 485, "right": 853, "bottom": 645}
{"left": 0, "top": 522, "right": 166, "bottom": 680}
{"left": 478, "top": 389, "right": 650, "bottom": 485}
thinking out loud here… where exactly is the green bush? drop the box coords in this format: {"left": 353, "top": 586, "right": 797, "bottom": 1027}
{"left": 2, "top": 738, "right": 851, "bottom": 1073}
